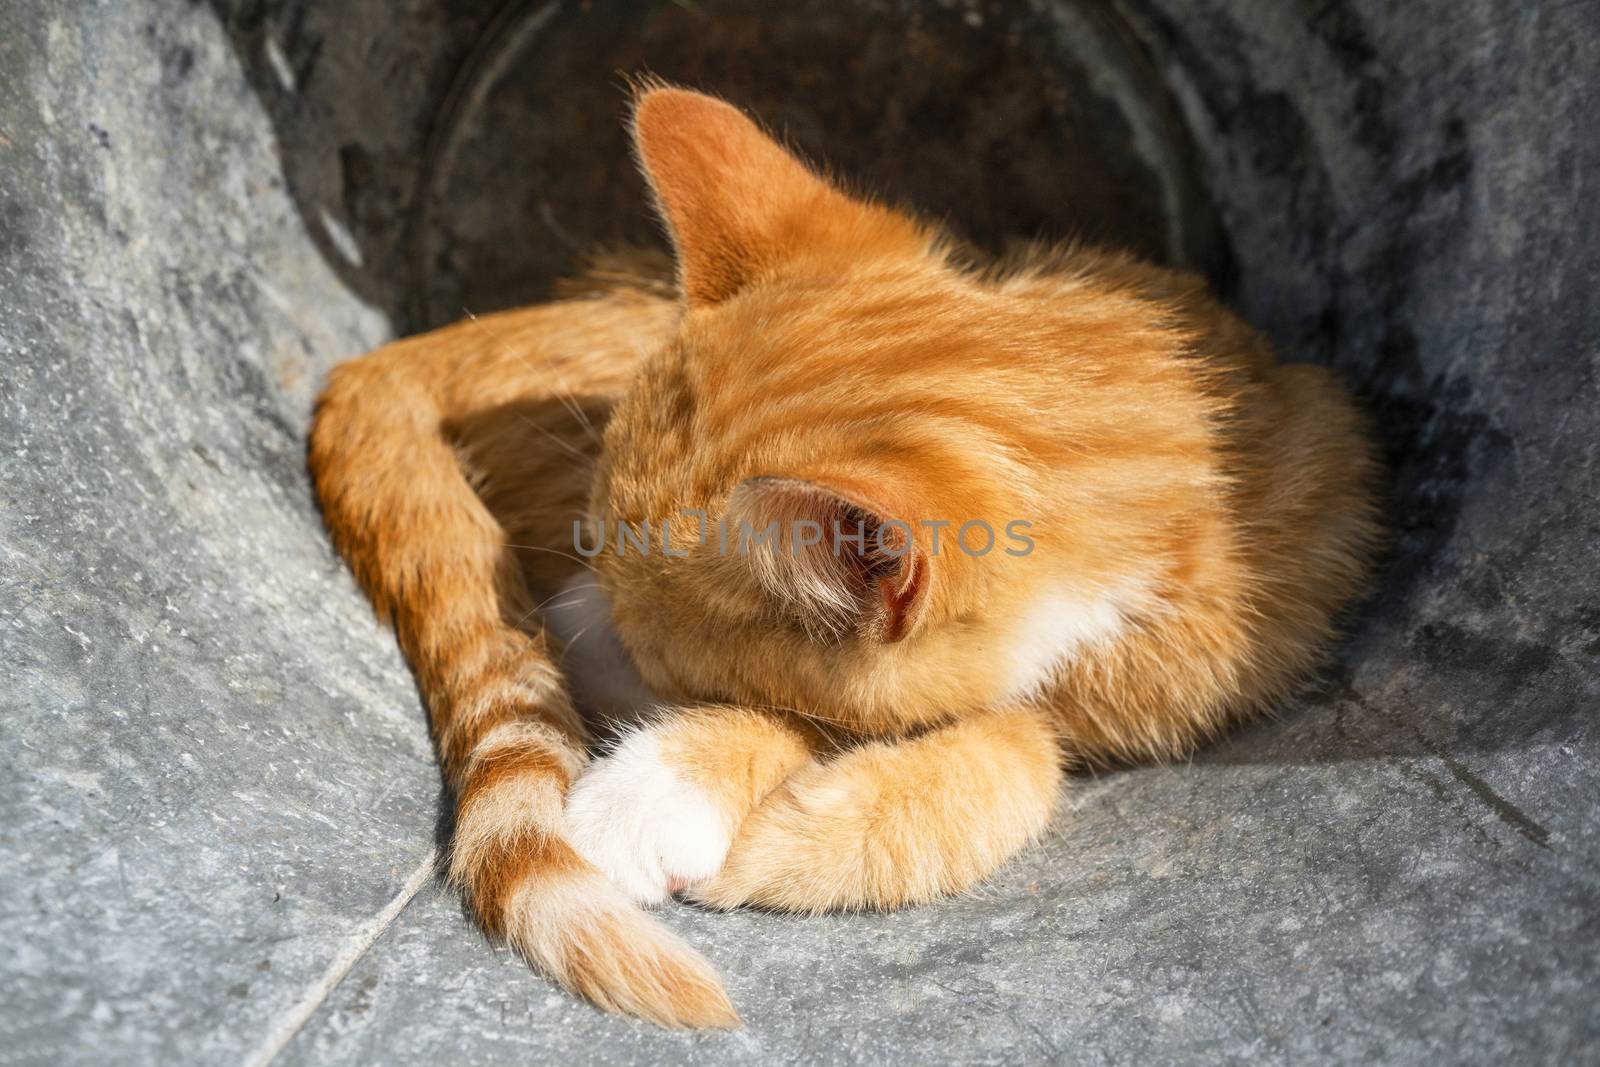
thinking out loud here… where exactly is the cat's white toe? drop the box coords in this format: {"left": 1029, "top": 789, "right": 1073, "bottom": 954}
{"left": 562, "top": 729, "right": 732, "bottom": 906}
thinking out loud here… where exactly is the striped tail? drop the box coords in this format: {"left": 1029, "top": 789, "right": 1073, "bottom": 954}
{"left": 310, "top": 330, "right": 737, "bottom": 1028}
{"left": 446, "top": 705, "right": 735, "bottom": 1026}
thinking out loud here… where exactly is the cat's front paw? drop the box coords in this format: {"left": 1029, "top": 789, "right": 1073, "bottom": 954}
{"left": 562, "top": 730, "right": 733, "bottom": 906}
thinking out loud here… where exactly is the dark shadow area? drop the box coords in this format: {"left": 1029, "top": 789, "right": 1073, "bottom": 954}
{"left": 208, "top": 0, "right": 1224, "bottom": 334}
{"left": 1115, "top": 0, "right": 1594, "bottom": 769}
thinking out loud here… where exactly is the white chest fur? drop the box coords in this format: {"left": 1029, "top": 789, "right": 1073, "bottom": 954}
{"left": 1003, "top": 585, "right": 1138, "bottom": 700}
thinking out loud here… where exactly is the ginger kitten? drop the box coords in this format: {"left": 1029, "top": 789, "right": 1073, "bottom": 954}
{"left": 309, "top": 86, "right": 1382, "bottom": 1027}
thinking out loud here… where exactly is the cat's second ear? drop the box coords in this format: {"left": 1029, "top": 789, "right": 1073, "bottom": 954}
{"left": 724, "top": 476, "right": 929, "bottom": 643}
{"left": 631, "top": 87, "right": 920, "bottom": 304}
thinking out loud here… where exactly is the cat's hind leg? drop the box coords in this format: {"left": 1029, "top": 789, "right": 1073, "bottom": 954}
{"left": 688, "top": 708, "right": 1064, "bottom": 913}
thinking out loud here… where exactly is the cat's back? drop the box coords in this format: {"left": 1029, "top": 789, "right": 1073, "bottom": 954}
{"left": 1018, "top": 243, "right": 1384, "bottom": 760}
{"left": 1022, "top": 240, "right": 1380, "bottom": 546}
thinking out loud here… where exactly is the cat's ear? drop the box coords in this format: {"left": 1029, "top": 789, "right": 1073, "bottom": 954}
{"left": 630, "top": 86, "right": 922, "bottom": 305}
{"left": 725, "top": 476, "right": 929, "bottom": 643}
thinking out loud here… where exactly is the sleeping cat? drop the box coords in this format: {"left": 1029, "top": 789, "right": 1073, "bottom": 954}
{"left": 309, "top": 86, "right": 1382, "bottom": 1027}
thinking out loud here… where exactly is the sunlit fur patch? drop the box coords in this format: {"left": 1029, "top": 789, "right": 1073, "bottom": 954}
{"left": 1003, "top": 582, "right": 1151, "bottom": 701}
{"left": 563, "top": 729, "right": 733, "bottom": 906}
{"left": 503, "top": 871, "right": 738, "bottom": 1028}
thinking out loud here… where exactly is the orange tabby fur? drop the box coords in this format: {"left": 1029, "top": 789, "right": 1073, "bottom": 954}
{"left": 309, "top": 87, "right": 1381, "bottom": 1028}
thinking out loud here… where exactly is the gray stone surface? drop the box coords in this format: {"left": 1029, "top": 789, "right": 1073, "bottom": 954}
{"left": 1, "top": 1, "right": 1596, "bottom": 1065}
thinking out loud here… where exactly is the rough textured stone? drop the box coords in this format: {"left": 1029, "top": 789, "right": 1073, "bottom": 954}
{"left": 1, "top": 1, "right": 1595, "bottom": 1064}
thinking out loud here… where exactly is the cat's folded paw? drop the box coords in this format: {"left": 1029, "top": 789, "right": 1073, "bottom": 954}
{"left": 562, "top": 729, "right": 732, "bottom": 906}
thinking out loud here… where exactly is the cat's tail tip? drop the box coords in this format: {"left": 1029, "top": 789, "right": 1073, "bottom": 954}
{"left": 508, "top": 872, "right": 740, "bottom": 1029}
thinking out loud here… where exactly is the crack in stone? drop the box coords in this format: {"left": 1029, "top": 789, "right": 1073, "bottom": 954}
{"left": 240, "top": 849, "right": 439, "bottom": 1067}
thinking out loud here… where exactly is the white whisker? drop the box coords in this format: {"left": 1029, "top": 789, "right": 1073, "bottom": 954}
{"left": 502, "top": 542, "right": 599, "bottom": 571}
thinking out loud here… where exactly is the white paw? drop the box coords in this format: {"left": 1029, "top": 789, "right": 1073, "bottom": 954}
{"left": 562, "top": 730, "right": 732, "bottom": 906}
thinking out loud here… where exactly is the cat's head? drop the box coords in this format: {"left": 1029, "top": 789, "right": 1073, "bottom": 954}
{"left": 585, "top": 87, "right": 1196, "bottom": 732}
